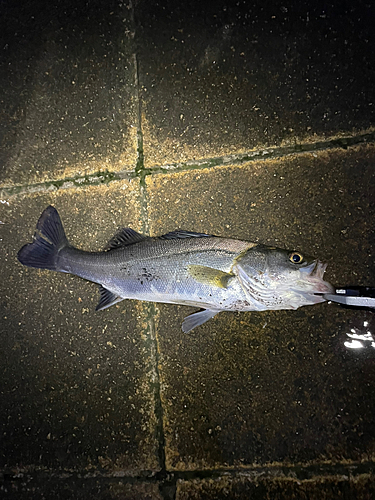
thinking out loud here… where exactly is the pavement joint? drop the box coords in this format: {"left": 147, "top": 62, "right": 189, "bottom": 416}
{"left": 134, "top": 52, "right": 146, "bottom": 188}
{"left": 140, "top": 302, "right": 168, "bottom": 481}
{"left": 0, "top": 169, "right": 132, "bottom": 200}
{"left": 147, "top": 303, "right": 170, "bottom": 499}
{"left": 133, "top": 44, "right": 168, "bottom": 486}
{"left": 1, "top": 130, "right": 374, "bottom": 201}
{"left": 142, "top": 129, "right": 375, "bottom": 175}
{"left": 2, "top": 460, "right": 375, "bottom": 484}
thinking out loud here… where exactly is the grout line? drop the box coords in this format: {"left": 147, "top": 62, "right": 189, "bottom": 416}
{"left": 141, "top": 130, "right": 375, "bottom": 175}
{"left": 133, "top": 54, "right": 145, "bottom": 182}
{"left": 1, "top": 131, "right": 374, "bottom": 200}
{"left": 133, "top": 41, "right": 168, "bottom": 481}
{"left": 2, "top": 460, "right": 375, "bottom": 482}
{"left": 147, "top": 302, "right": 168, "bottom": 480}
{"left": 0, "top": 169, "right": 133, "bottom": 200}
{"left": 133, "top": 50, "right": 149, "bottom": 235}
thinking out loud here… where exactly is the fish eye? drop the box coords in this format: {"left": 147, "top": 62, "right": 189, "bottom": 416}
{"left": 289, "top": 252, "right": 304, "bottom": 264}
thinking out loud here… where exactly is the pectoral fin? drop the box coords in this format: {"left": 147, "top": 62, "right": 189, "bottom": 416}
{"left": 182, "top": 309, "right": 220, "bottom": 333}
{"left": 96, "top": 285, "right": 124, "bottom": 311}
{"left": 188, "top": 265, "right": 234, "bottom": 289}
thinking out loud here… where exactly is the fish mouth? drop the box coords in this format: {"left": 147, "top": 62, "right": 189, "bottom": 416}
{"left": 300, "top": 260, "right": 334, "bottom": 294}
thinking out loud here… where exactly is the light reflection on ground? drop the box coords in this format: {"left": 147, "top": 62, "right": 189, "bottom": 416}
{"left": 344, "top": 320, "right": 375, "bottom": 349}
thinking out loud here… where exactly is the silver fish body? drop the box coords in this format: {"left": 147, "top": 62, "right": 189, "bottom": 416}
{"left": 18, "top": 206, "right": 334, "bottom": 332}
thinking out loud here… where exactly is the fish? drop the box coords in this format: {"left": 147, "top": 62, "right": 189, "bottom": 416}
{"left": 17, "top": 206, "right": 334, "bottom": 332}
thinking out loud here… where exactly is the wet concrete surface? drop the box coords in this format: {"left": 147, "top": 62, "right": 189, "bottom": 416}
{"left": 175, "top": 474, "right": 375, "bottom": 500}
{"left": 146, "top": 147, "right": 375, "bottom": 471}
{"left": 2, "top": 477, "right": 163, "bottom": 500}
{"left": 0, "top": 0, "right": 137, "bottom": 186}
{"left": 0, "top": 183, "right": 160, "bottom": 474}
{"left": 1, "top": 0, "right": 375, "bottom": 498}
{"left": 137, "top": 0, "right": 375, "bottom": 167}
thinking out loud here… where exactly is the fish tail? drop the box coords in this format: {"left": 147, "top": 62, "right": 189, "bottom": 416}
{"left": 18, "top": 206, "right": 69, "bottom": 271}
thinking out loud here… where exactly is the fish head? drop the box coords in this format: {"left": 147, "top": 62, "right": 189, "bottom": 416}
{"left": 235, "top": 244, "right": 334, "bottom": 309}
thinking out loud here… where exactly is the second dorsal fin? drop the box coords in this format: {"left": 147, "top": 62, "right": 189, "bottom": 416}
{"left": 159, "top": 230, "right": 213, "bottom": 240}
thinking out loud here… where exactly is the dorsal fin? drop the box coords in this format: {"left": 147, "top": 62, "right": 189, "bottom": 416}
{"left": 159, "top": 230, "right": 214, "bottom": 240}
{"left": 105, "top": 228, "right": 147, "bottom": 250}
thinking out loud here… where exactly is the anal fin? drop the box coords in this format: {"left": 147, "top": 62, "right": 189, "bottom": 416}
{"left": 96, "top": 285, "right": 124, "bottom": 311}
{"left": 182, "top": 309, "right": 220, "bottom": 333}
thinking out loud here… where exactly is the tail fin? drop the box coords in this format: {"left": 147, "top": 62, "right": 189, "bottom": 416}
{"left": 18, "top": 206, "right": 68, "bottom": 271}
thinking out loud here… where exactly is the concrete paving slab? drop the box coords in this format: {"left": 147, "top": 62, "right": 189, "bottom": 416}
{"left": 137, "top": 0, "right": 375, "bottom": 168}
{"left": 0, "top": 0, "right": 137, "bottom": 187}
{"left": 176, "top": 474, "right": 375, "bottom": 500}
{"left": 146, "top": 145, "right": 375, "bottom": 470}
{"left": 0, "top": 181, "right": 160, "bottom": 473}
